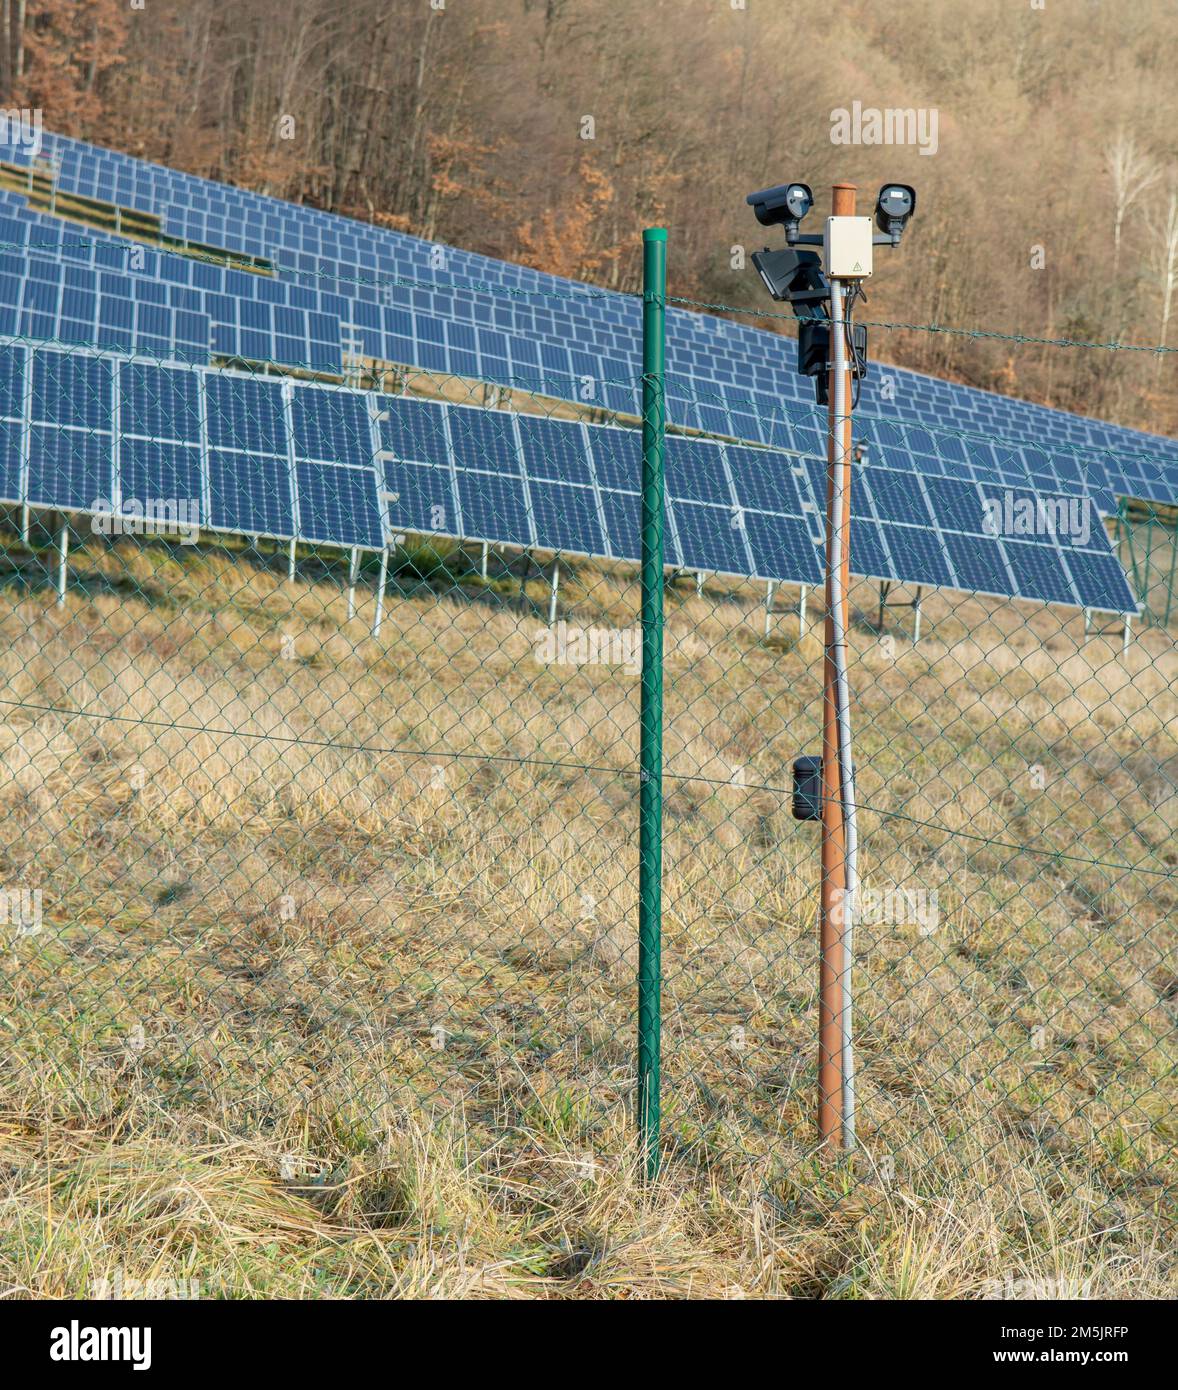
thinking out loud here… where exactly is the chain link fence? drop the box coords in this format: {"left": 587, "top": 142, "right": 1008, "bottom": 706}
{"left": 0, "top": 271, "right": 1173, "bottom": 1231}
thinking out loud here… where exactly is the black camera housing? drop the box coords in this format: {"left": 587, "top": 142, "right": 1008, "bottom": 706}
{"left": 746, "top": 181, "right": 814, "bottom": 230}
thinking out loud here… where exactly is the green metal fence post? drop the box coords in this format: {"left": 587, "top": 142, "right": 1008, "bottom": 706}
{"left": 638, "top": 226, "right": 667, "bottom": 1180}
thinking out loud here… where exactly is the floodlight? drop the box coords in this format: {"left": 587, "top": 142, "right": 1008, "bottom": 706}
{"left": 749, "top": 246, "right": 828, "bottom": 314}
{"left": 875, "top": 184, "right": 916, "bottom": 242}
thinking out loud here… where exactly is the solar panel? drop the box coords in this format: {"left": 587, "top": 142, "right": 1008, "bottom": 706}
{"left": 119, "top": 360, "right": 200, "bottom": 441}
{"left": 587, "top": 426, "right": 642, "bottom": 491}
{"left": 943, "top": 531, "right": 1013, "bottom": 598}
{"left": 448, "top": 404, "right": 521, "bottom": 474}
{"left": 673, "top": 500, "right": 752, "bottom": 576}
{"left": 0, "top": 309, "right": 1138, "bottom": 609}
{"left": 526, "top": 479, "right": 606, "bottom": 556}
{"left": 32, "top": 349, "right": 111, "bottom": 430}
{"left": 208, "top": 451, "right": 293, "bottom": 539}
{"left": 866, "top": 468, "right": 935, "bottom": 528}
{"left": 743, "top": 511, "right": 824, "bottom": 585}
{"left": 27, "top": 426, "right": 111, "bottom": 510}
{"left": 879, "top": 522, "right": 954, "bottom": 588}
{"left": 204, "top": 372, "right": 292, "bottom": 539}
{"left": 205, "top": 372, "right": 286, "bottom": 453}
{"left": 119, "top": 439, "right": 203, "bottom": 521}
{"left": 454, "top": 467, "right": 533, "bottom": 547}
{"left": 1002, "top": 539, "right": 1078, "bottom": 606}
{"left": 0, "top": 418, "right": 22, "bottom": 503}
{"left": 291, "top": 387, "right": 372, "bottom": 466}
{"left": 599, "top": 489, "right": 641, "bottom": 561}
{"left": 1067, "top": 548, "right": 1138, "bottom": 613}
{"left": 295, "top": 461, "right": 384, "bottom": 549}
{"left": 383, "top": 459, "right": 451, "bottom": 534}
{"left": 665, "top": 435, "right": 733, "bottom": 505}
{"left": 378, "top": 396, "right": 451, "bottom": 466}
{"left": 723, "top": 445, "right": 806, "bottom": 515}
{"left": 517, "top": 414, "right": 593, "bottom": 484}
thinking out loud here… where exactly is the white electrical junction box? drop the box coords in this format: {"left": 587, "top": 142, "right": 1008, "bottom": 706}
{"left": 825, "top": 216, "right": 874, "bottom": 278}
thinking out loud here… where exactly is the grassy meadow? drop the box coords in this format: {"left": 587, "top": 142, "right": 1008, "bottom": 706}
{"left": 0, "top": 529, "right": 1173, "bottom": 1298}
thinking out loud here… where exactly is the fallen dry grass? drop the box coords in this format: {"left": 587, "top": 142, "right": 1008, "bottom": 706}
{"left": 0, "top": 533, "right": 1173, "bottom": 1298}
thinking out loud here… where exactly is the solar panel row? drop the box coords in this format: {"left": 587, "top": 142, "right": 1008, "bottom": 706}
{"left": 0, "top": 337, "right": 1137, "bottom": 614}
{"left": 0, "top": 213, "right": 341, "bottom": 372}
{"left": 5, "top": 132, "right": 1178, "bottom": 507}
{"left": 379, "top": 395, "right": 1135, "bottom": 613}
{"left": 0, "top": 341, "right": 384, "bottom": 550}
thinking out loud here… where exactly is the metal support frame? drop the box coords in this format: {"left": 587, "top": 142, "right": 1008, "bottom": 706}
{"left": 56, "top": 520, "right": 69, "bottom": 608}
{"left": 877, "top": 579, "right": 924, "bottom": 645}
{"left": 799, "top": 584, "right": 809, "bottom": 639}
{"left": 287, "top": 538, "right": 296, "bottom": 582}
{"left": 347, "top": 547, "right": 359, "bottom": 619}
{"left": 1085, "top": 607, "right": 1135, "bottom": 652}
{"left": 481, "top": 541, "right": 489, "bottom": 581}
{"left": 373, "top": 546, "right": 389, "bottom": 637}
{"left": 549, "top": 554, "right": 561, "bottom": 625}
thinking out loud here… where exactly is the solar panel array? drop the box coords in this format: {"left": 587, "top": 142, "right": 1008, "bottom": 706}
{"left": 0, "top": 340, "right": 384, "bottom": 551}
{"left": 0, "top": 331, "right": 1135, "bottom": 614}
{"left": 381, "top": 394, "right": 1135, "bottom": 614}
{"left": 3, "top": 131, "right": 1177, "bottom": 507}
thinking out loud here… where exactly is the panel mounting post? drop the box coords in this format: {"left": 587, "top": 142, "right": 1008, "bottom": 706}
{"left": 347, "top": 547, "right": 359, "bottom": 619}
{"left": 549, "top": 554, "right": 561, "bottom": 625}
{"left": 373, "top": 546, "right": 389, "bottom": 637}
{"left": 56, "top": 520, "right": 69, "bottom": 608}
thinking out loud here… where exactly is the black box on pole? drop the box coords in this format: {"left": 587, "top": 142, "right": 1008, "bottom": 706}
{"left": 792, "top": 755, "right": 823, "bottom": 821}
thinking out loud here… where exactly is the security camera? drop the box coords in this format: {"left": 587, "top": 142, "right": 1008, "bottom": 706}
{"left": 749, "top": 246, "right": 829, "bottom": 315}
{"left": 746, "top": 182, "right": 814, "bottom": 241}
{"left": 875, "top": 184, "right": 916, "bottom": 243}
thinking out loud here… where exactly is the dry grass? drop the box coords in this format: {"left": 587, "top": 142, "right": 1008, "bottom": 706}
{"left": 0, "top": 533, "right": 1173, "bottom": 1299}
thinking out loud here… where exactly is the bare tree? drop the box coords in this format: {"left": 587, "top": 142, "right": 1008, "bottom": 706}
{"left": 1105, "top": 130, "right": 1161, "bottom": 275}
{"left": 1144, "top": 178, "right": 1178, "bottom": 381}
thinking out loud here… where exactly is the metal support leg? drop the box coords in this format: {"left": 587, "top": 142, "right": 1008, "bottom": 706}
{"left": 549, "top": 554, "right": 560, "bottom": 626}
{"left": 696, "top": 570, "right": 704, "bottom": 597}
{"left": 56, "top": 522, "right": 69, "bottom": 608}
{"left": 912, "top": 586, "right": 923, "bottom": 645}
{"left": 878, "top": 580, "right": 890, "bottom": 631}
{"left": 1083, "top": 607, "right": 1091, "bottom": 635}
{"left": 799, "top": 584, "right": 808, "bottom": 639}
{"left": 1123, "top": 612, "right": 1131, "bottom": 656}
{"left": 288, "top": 538, "right": 296, "bottom": 582}
{"left": 20, "top": 504, "right": 28, "bottom": 546}
{"left": 347, "top": 547, "right": 359, "bottom": 619}
{"left": 373, "top": 547, "right": 389, "bottom": 638}
{"left": 481, "top": 541, "right": 489, "bottom": 582}
{"left": 764, "top": 580, "right": 774, "bottom": 640}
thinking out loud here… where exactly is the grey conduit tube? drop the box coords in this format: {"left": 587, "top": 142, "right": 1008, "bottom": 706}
{"left": 829, "top": 280, "right": 859, "bottom": 1148}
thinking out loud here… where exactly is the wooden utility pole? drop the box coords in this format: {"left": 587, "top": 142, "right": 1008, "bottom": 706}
{"left": 818, "top": 180, "right": 857, "bottom": 1148}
